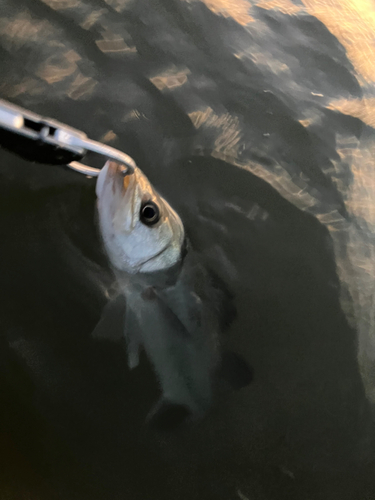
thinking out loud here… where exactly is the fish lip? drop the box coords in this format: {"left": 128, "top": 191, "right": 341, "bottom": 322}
{"left": 96, "top": 160, "right": 132, "bottom": 198}
{"left": 106, "top": 160, "right": 134, "bottom": 193}
{"left": 107, "top": 160, "right": 132, "bottom": 178}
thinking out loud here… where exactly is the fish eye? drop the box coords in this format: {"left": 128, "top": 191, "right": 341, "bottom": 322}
{"left": 140, "top": 201, "right": 160, "bottom": 226}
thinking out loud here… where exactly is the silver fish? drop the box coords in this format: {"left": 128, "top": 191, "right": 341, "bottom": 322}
{"left": 96, "top": 161, "right": 184, "bottom": 274}
{"left": 94, "top": 161, "right": 252, "bottom": 428}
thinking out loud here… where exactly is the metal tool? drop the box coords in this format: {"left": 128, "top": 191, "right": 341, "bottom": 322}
{"left": 0, "top": 98, "right": 136, "bottom": 176}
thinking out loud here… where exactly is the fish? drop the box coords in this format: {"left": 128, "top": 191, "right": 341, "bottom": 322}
{"left": 93, "top": 161, "right": 252, "bottom": 429}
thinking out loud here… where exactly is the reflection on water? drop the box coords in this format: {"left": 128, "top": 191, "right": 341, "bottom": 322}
{"left": 194, "top": 0, "right": 375, "bottom": 86}
{"left": 1, "top": 0, "right": 375, "bottom": 496}
{"left": 198, "top": 0, "right": 375, "bottom": 404}
{"left": 0, "top": 0, "right": 374, "bottom": 401}
{"left": 302, "top": 0, "right": 375, "bottom": 84}
{"left": 188, "top": 0, "right": 255, "bottom": 25}
{"left": 256, "top": 0, "right": 300, "bottom": 15}
{"left": 0, "top": 0, "right": 374, "bottom": 396}
{"left": 151, "top": 67, "right": 191, "bottom": 91}
{"left": 328, "top": 97, "right": 375, "bottom": 128}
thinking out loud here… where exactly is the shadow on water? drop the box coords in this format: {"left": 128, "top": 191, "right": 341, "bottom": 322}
{"left": 0, "top": 0, "right": 375, "bottom": 498}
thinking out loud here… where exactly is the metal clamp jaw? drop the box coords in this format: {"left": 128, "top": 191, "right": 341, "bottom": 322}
{"left": 0, "top": 98, "right": 136, "bottom": 176}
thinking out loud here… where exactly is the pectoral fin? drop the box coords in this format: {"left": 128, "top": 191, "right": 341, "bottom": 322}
{"left": 157, "top": 286, "right": 202, "bottom": 337}
{"left": 91, "top": 294, "right": 126, "bottom": 342}
{"left": 124, "top": 303, "right": 142, "bottom": 369}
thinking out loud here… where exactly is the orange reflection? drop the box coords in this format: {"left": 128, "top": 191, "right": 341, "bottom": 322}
{"left": 302, "top": 0, "right": 375, "bottom": 84}
{"left": 67, "top": 73, "right": 97, "bottom": 100}
{"left": 195, "top": 0, "right": 375, "bottom": 83}
{"left": 255, "top": 0, "right": 300, "bottom": 15}
{"left": 185, "top": 0, "right": 254, "bottom": 25}
{"left": 328, "top": 98, "right": 375, "bottom": 129}
{"left": 37, "top": 51, "right": 80, "bottom": 84}
{"left": 150, "top": 67, "right": 190, "bottom": 91}
{"left": 0, "top": 11, "right": 54, "bottom": 49}
{"left": 40, "top": 0, "right": 80, "bottom": 9}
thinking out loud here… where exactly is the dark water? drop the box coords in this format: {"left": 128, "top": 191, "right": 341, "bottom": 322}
{"left": 0, "top": 1, "right": 375, "bottom": 499}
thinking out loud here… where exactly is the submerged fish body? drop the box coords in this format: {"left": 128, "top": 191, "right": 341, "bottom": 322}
{"left": 121, "top": 259, "right": 220, "bottom": 421}
{"left": 94, "top": 162, "right": 251, "bottom": 427}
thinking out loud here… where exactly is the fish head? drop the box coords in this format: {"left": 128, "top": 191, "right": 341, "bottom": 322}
{"left": 96, "top": 161, "right": 185, "bottom": 274}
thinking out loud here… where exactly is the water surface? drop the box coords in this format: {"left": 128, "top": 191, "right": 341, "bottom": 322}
{"left": 0, "top": 1, "right": 375, "bottom": 499}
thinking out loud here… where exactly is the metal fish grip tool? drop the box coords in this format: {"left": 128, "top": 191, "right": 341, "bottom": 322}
{"left": 0, "top": 98, "right": 136, "bottom": 176}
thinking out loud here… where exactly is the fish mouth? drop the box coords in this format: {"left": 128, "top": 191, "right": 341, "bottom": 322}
{"left": 96, "top": 160, "right": 134, "bottom": 199}
{"left": 107, "top": 160, "right": 134, "bottom": 192}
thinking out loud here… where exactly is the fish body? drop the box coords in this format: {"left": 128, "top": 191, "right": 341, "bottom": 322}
{"left": 94, "top": 161, "right": 251, "bottom": 427}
